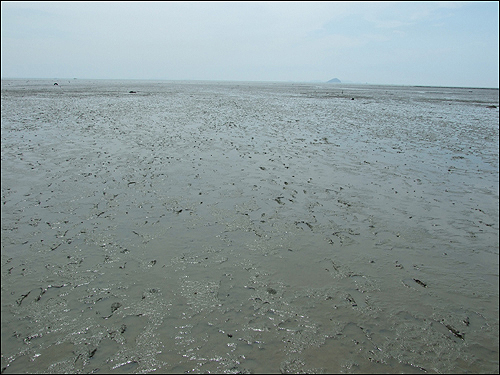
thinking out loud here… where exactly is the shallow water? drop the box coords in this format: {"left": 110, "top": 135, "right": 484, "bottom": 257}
{"left": 1, "top": 79, "right": 498, "bottom": 373}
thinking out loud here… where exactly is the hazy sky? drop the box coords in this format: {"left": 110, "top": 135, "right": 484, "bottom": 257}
{"left": 1, "top": 1, "right": 499, "bottom": 87}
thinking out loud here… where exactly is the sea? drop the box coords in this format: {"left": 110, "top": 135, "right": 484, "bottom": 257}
{"left": 1, "top": 79, "right": 499, "bottom": 373}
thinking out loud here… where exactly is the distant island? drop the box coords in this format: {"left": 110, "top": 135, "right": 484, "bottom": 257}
{"left": 327, "top": 78, "right": 341, "bottom": 83}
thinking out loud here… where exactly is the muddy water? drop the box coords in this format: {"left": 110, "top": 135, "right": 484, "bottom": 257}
{"left": 1, "top": 79, "right": 498, "bottom": 373}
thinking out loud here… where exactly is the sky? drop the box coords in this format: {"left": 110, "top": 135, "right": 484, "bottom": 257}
{"left": 1, "top": 1, "right": 499, "bottom": 88}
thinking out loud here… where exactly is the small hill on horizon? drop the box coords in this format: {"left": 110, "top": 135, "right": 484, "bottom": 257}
{"left": 327, "top": 78, "right": 341, "bottom": 83}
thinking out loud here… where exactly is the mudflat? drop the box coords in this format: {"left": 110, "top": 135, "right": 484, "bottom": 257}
{"left": 1, "top": 79, "right": 498, "bottom": 373}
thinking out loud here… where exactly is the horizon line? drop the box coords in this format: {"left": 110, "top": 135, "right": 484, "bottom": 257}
{"left": 1, "top": 77, "right": 498, "bottom": 90}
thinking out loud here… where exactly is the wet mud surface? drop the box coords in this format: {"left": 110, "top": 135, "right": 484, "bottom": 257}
{"left": 1, "top": 79, "right": 499, "bottom": 373}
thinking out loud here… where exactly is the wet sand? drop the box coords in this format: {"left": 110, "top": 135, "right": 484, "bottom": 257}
{"left": 1, "top": 79, "right": 499, "bottom": 373}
